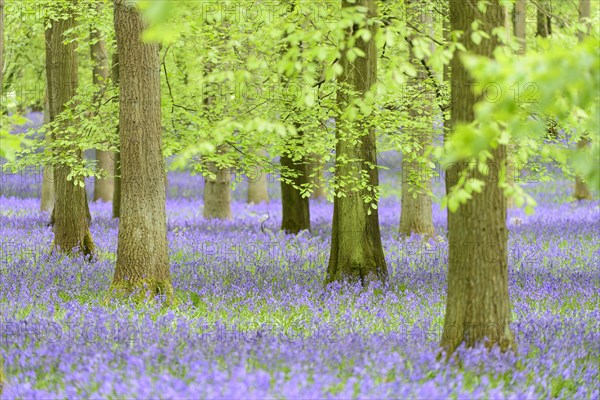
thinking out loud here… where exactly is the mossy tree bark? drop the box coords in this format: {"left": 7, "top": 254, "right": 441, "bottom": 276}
{"left": 574, "top": 0, "right": 593, "bottom": 201}
{"left": 280, "top": 132, "right": 311, "bottom": 233}
{"left": 400, "top": 0, "right": 434, "bottom": 238}
{"left": 45, "top": 4, "right": 95, "bottom": 256}
{"left": 441, "top": 0, "right": 515, "bottom": 355}
{"left": 112, "top": 0, "right": 173, "bottom": 299}
{"left": 91, "top": 3, "right": 115, "bottom": 203}
{"left": 325, "top": 0, "right": 387, "bottom": 285}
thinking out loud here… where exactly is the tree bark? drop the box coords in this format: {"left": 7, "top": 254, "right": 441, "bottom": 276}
{"left": 326, "top": 0, "right": 386, "bottom": 285}
{"left": 112, "top": 0, "right": 173, "bottom": 299}
{"left": 441, "top": 0, "right": 514, "bottom": 355}
{"left": 280, "top": 135, "right": 311, "bottom": 233}
{"left": 400, "top": 0, "right": 434, "bottom": 238}
{"left": 45, "top": 4, "right": 94, "bottom": 256}
{"left": 91, "top": 3, "right": 115, "bottom": 202}
{"left": 574, "top": 0, "right": 592, "bottom": 201}
{"left": 111, "top": 52, "right": 121, "bottom": 217}
{"left": 41, "top": 94, "right": 55, "bottom": 212}
{"left": 247, "top": 149, "right": 270, "bottom": 204}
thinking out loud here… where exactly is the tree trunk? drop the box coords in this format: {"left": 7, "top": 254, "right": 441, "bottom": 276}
{"left": 203, "top": 153, "right": 232, "bottom": 220}
{"left": 441, "top": 0, "right": 514, "bottom": 355}
{"left": 506, "top": 0, "right": 528, "bottom": 208}
{"left": 400, "top": 0, "right": 434, "bottom": 238}
{"left": 111, "top": 52, "right": 121, "bottom": 217}
{"left": 112, "top": 0, "right": 173, "bottom": 299}
{"left": 247, "top": 149, "right": 270, "bottom": 204}
{"left": 0, "top": 0, "right": 3, "bottom": 99}
{"left": 308, "top": 153, "right": 327, "bottom": 201}
{"left": 280, "top": 136, "right": 310, "bottom": 233}
{"left": 326, "top": 0, "right": 386, "bottom": 285}
{"left": 41, "top": 94, "right": 55, "bottom": 212}
{"left": 45, "top": 5, "right": 94, "bottom": 256}
{"left": 536, "top": 1, "right": 551, "bottom": 37}
{"left": 574, "top": 0, "right": 592, "bottom": 201}
{"left": 90, "top": 4, "right": 115, "bottom": 202}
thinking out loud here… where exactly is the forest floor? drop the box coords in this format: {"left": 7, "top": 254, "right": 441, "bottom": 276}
{"left": 1, "top": 173, "right": 599, "bottom": 398}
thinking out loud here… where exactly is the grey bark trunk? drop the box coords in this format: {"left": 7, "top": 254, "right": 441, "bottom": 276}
{"left": 41, "top": 95, "right": 55, "bottom": 212}
{"left": 112, "top": 0, "right": 173, "bottom": 299}
{"left": 247, "top": 149, "right": 269, "bottom": 204}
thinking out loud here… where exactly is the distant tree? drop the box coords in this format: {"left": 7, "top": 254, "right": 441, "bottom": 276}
{"left": 203, "top": 145, "right": 232, "bottom": 220}
{"left": 41, "top": 94, "right": 54, "bottom": 212}
{"left": 247, "top": 149, "right": 270, "bottom": 204}
{"left": 536, "top": 0, "right": 552, "bottom": 38}
{"left": 45, "top": 1, "right": 94, "bottom": 256}
{"left": 574, "top": 0, "right": 593, "bottom": 201}
{"left": 440, "top": 0, "right": 515, "bottom": 354}
{"left": 91, "top": 1, "right": 114, "bottom": 203}
{"left": 280, "top": 126, "right": 311, "bottom": 234}
{"left": 326, "top": 0, "right": 387, "bottom": 284}
{"left": 111, "top": 0, "right": 172, "bottom": 299}
{"left": 400, "top": 0, "right": 435, "bottom": 238}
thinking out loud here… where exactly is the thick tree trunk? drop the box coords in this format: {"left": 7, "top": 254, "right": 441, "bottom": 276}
{"left": 574, "top": 0, "right": 592, "bottom": 201}
{"left": 45, "top": 6, "right": 94, "bottom": 256}
{"left": 41, "top": 94, "right": 55, "bottom": 212}
{"left": 400, "top": 0, "right": 434, "bottom": 238}
{"left": 90, "top": 5, "right": 115, "bottom": 202}
{"left": 112, "top": 0, "right": 173, "bottom": 298}
{"left": 203, "top": 155, "right": 232, "bottom": 220}
{"left": 326, "top": 0, "right": 386, "bottom": 285}
{"left": 247, "top": 149, "right": 269, "bottom": 204}
{"left": 280, "top": 140, "right": 310, "bottom": 233}
{"left": 441, "top": 0, "right": 514, "bottom": 355}
{"left": 111, "top": 52, "right": 121, "bottom": 218}
{"left": 536, "top": 1, "right": 552, "bottom": 38}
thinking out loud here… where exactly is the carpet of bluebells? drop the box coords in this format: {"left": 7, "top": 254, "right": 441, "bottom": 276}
{"left": 1, "top": 121, "right": 599, "bottom": 398}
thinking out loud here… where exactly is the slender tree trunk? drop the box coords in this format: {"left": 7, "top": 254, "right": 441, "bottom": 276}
{"left": 536, "top": 1, "right": 552, "bottom": 38}
{"left": 111, "top": 52, "right": 121, "bottom": 218}
{"left": 41, "top": 94, "right": 55, "bottom": 212}
{"left": 574, "top": 0, "right": 593, "bottom": 201}
{"left": 0, "top": 0, "right": 4, "bottom": 389}
{"left": 326, "top": 0, "right": 386, "bottom": 285}
{"left": 247, "top": 149, "right": 270, "bottom": 204}
{"left": 441, "top": 0, "right": 514, "bottom": 355}
{"left": 280, "top": 133, "right": 310, "bottom": 233}
{"left": 400, "top": 0, "right": 434, "bottom": 237}
{"left": 0, "top": 0, "right": 3, "bottom": 99}
{"left": 45, "top": 4, "right": 94, "bottom": 256}
{"left": 203, "top": 146, "right": 232, "bottom": 220}
{"left": 506, "top": 0, "right": 528, "bottom": 208}
{"left": 112, "top": 0, "right": 173, "bottom": 298}
{"left": 91, "top": 3, "right": 114, "bottom": 202}
{"left": 308, "top": 153, "right": 327, "bottom": 201}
